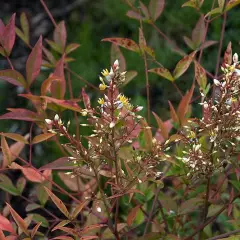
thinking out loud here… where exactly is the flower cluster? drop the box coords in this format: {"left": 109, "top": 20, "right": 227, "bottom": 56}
{"left": 179, "top": 53, "right": 240, "bottom": 178}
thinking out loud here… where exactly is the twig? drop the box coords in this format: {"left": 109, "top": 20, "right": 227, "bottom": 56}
{"left": 40, "top": 0, "right": 57, "bottom": 27}
{"left": 6, "top": 56, "right": 14, "bottom": 70}
{"left": 207, "top": 229, "right": 240, "bottom": 240}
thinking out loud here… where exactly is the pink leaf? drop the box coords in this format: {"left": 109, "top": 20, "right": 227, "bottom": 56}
{"left": 0, "top": 214, "right": 15, "bottom": 234}
{"left": 0, "top": 109, "right": 40, "bottom": 122}
{"left": 26, "top": 36, "right": 42, "bottom": 86}
{"left": 54, "top": 21, "right": 67, "bottom": 52}
{"left": 0, "top": 69, "right": 27, "bottom": 88}
{"left": 2, "top": 14, "right": 16, "bottom": 56}
{"left": 82, "top": 88, "right": 91, "bottom": 109}
{"left": 39, "top": 157, "right": 75, "bottom": 170}
{"left": 149, "top": 0, "right": 165, "bottom": 21}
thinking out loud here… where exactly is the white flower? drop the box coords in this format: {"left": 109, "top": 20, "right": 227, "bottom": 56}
{"left": 109, "top": 122, "right": 115, "bottom": 128}
{"left": 96, "top": 207, "right": 102, "bottom": 213}
{"left": 45, "top": 119, "right": 52, "bottom": 124}
{"left": 233, "top": 53, "right": 238, "bottom": 63}
{"left": 114, "top": 59, "right": 119, "bottom": 67}
{"left": 135, "top": 106, "right": 143, "bottom": 112}
{"left": 213, "top": 79, "right": 221, "bottom": 86}
{"left": 234, "top": 69, "right": 240, "bottom": 76}
{"left": 54, "top": 114, "right": 60, "bottom": 121}
{"left": 109, "top": 67, "right": 114, "bottom": 78}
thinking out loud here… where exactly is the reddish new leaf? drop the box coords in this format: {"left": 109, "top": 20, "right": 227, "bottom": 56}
{"left": 80, "top": 224, "right": 107, "bottom": 234}
{"left": 127, "top": 205, "right": 141, "bottom": 226}
{"left": 31, "top": 222, "right": 42, "bottom": 238}
{"left": 223, "top": 42, "right": 232, "bottom": 66}
{"left": 32, "top": 133, "right": 56, "bottom": 144}
{"left": 0, "top": 230, "right": 6, "bottom": 240}
{"left": 0, "top": 109, "right": 40, "bottom": 122}
{"left": 177, "top": 84, "right": 194, "bottom": 125}
{"left": 126, "top": 10, "right": 144, "bottom": 21}
{"left": 26, "top": 36, "right": 42, "bottom": 85}
{"left": 173, "top": 51, "right": 196, "bottom": 79}
{"left": 6, "top": 203, "right": 29, "bottom": 236}
{"left": 80, "top": 237, "right": 98, "bottom": 240}
{"left": 2, "top": 14, "right": 16, "bottom": 56}
{"left": 148, "top": 67, "right": 174, "bottom": 81}
{"left": 71, "top": 201, "right": 87, "bottom": 219}
{"left": 0, "top": 214, "right": 15, "bottom": 234}
{"left": 54, "top": 21, "right": 67, "bottom": 52}
{"left": 152, "top": 112, "right": 168, "bottom": 139}
{"left": 41, "top": 76, "right": 62, "bottom": 96}
{"left": 82, "top": 88, "right": 91, "bottom": 109}
{"left": 149, "top": 0, "right": 165, "bottom": 21}
{"left": 139, "top": 1, "right": 150, "bottom": 18}
{"left": 0, "top": 69, "right": 27, "bottom": 88}
{"left": 102, "top": 38, "right": 139, "bottom": 53}
{"left": 44, "top": 187, "right": 70, "bottom": 218}
{"left": 168, "top": 101, "right": 179, "bottom": 124}
{"left": 52, "top": 236, "right": 74, "bottom": 240}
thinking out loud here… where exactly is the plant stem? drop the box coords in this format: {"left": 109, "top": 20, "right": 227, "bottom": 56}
{"left": 40, "top": 0, "right": 57, "bottom": 27}
{"left": 207, "top": 229, "right": 240, "bottom": 240}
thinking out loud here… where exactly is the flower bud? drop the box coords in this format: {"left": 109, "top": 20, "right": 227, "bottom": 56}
{"left": 233, "top": 53, "right": 238, "bottom": 63}
{"left": 213, "top": 79, "right": 221, "bottom": 86}
{"left": 45, "top": 119, "right": 52, "bottom": 124}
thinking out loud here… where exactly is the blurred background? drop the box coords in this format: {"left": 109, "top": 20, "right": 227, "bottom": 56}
{"left": 0, "top": 0, "right": 239, "bottom": 166}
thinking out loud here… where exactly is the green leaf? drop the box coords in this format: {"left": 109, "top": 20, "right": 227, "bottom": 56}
{"left": 28, "top": 214, "right": 49, "bottom": 228}
{"left": 148, "top": 67, "right": 174, "bottom": 81}
{"left": 66, "top": 43, "right": 80, "bottom": 55}
{"left": 45, "top": 39, "right": 62, "bottom": 54}
{"left": 20, "top": 12, "right": 29, "bottom": 44}
{"left": 0, "top": 174, "right": 20, "bottom": 196}
{"left": 16, "top": 177, "right": 26, "bottom": 194}
{"left": 225, "top": 0, "right": 240, "bottom": 11}
{"left": 1, "top": 135, "right": 12, "bottom": 167}
{"left": 194, "top": 61, "right": 207, "bottom": 89}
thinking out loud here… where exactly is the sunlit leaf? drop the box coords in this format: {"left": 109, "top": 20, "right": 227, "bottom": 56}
{"left": 148, "top": 67, "right": 174, "bottom": 81}
{"left": 32, "top": 133, "right": 56, "bottom": 144}
{"left": 225, "top": 0, "right": 240, "bottom": 11}
{"left": 173, "top": 51, "right": 196, "bottom": 79}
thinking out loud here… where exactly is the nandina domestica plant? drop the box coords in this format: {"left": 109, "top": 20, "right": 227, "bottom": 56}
{"left": 1, "top": 0, "right": 240, "bottom": 239}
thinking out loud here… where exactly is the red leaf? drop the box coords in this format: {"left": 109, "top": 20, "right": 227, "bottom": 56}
{"left": 0, "top": 214, "right": 15, "bottom": 234}
{"left": 82, "top": 88, "right": 91, "bottom": 109}
{"left": 152, "top": 112, "right": 168, "bottom": 139}
{"left": 168, "top": 101, "right": 179, "bottom": 124}
{"left": 0, "top": 109, "right": 40, "bottom": 122}
{"left": 52, "top": 55, "right": 66, "bottom": 99}
{"left": 149, "top": 0, "right": 165, "bottom": 21}
{"left": 127, "top": 205, "right": 141, "bottom": 226}
{"left": 102, "top": 38, "right": 139, "bottom": 52}
{"left": 80, "top": 224, "right": 107, "bottom": 234}
{"left": 2, "top": 14, "right": 16, "bottom": 56}
{"left": 0, "top": 230, "right": 6, "bottom": 240}
{"left": 26, "top": 36, "right": 42, "bottom": 86}
{"left": 41, "top": 75, "right": 62, "bottom": 96}
{"left": 0, "top": 69, "right": 26, "bottom": 88}
{"left": 0, "top": 20, "right": 5, "bottom": 39}
{"left": 177, "top": 84, "right": 194, "bottom": 125}
{"left": 51, "top": 237, "right": 74, "bottom": 240}
{"left": 54, "top": 21, "right": 67, "bottom": 52}
{"left": 139, "top": 1, "right": 150, "bottom": 18}
{"left": 66, "top": 43, "right": 80, "bottom": 55}
{"left": 223, "top": 42, "right": 232, "bottom": 66}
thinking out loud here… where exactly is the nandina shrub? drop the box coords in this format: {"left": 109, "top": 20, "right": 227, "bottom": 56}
{"left": 1, "top": 0, "right": 240, "bottom": 239}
